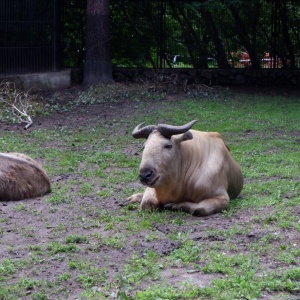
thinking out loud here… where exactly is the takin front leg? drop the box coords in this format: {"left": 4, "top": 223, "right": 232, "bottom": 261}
{"left": 121, "top": 193, "right": 144, "bottom": 206}
{"left": 140, "top": 188, "right": 163, "bottom": 211}
{"left": 122, "top": 188, "right": 162, "bottom": 211}
{"left": 165, "top": 195, "right": 229, "bottom": 216}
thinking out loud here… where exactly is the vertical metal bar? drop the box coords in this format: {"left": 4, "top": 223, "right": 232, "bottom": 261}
{"left": 159, "top": 0, "right": 163, "bottom": 68}
{"left": 162, "top": 0, "right": 166, "bottom": 68}
{"left": 157, "top": 1, "right": 161, "bottom": 68}
{"left": 271, "top": 0, "right": 280, "bottom": 69}
{"left": 159, "top": 0, "right": 166, "bottom": 69}
{"left": 157, "top": 0, "right": 163, "bottom": 69}
{"left": 52, "top": 0, "right": 57, "bottom": 71}
{"left": 53, "top": 0, "right": 61, "bottom": 71}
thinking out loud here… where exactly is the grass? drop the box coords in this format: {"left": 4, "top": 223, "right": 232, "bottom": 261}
{"left": 0, "top": 86, "right": 299, "bottom": 299}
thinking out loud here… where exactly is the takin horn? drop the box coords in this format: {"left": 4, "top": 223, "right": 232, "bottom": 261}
{"left": 132, "top": 122, "right": 156, "bottom": 139}
{"left": 157, "top": 120, "right": 198, "bottom": 138}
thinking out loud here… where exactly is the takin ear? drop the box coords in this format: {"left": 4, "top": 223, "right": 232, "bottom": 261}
{"left": 173, "top": 131, "right": 193, "bottom": 143}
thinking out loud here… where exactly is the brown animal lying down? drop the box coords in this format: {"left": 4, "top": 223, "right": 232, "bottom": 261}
{"left": 125, "top": 120, "right": 243, "bottom": 217}
{"left": 0, "top": 153, "right": 51, "bottom": 201}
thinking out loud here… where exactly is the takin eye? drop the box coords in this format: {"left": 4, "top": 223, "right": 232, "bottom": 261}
{"left": 164, "top": 143, "right": 173, "bottom": 149}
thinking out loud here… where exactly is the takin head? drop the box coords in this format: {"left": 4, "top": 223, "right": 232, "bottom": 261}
{"left": 132, "top": 120, "right": 197, "bottom": 188}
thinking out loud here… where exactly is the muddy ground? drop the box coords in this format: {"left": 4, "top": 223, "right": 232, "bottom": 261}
{"left": 0, "top": 85, "right": 299, "bottom": 299}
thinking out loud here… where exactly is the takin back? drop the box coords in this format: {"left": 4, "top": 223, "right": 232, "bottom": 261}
{"left": 0, "top": 153, "right": 51, "bottom": 201}
{"left": 125, "top": 120, "right": 243, "bottom": 216}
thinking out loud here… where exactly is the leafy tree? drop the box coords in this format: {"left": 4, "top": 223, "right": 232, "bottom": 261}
{"left": 61, "top": 0, "right": 300, "bottom": 70}
{"left": 62, "top": 0, "right": 86, "bottom": 68}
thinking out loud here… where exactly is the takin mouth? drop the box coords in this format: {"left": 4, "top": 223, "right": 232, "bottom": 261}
{"left": 149, "top": 176, "right": 160, "bottom": 187}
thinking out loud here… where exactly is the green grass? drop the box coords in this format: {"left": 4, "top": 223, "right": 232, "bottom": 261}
{"left": 0, "top": 87, "right": 299, "bottom": 299}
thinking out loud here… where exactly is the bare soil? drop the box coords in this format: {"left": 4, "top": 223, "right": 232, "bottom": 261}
{"left": 0, "top": 85, "right": 299, "bottom": 299}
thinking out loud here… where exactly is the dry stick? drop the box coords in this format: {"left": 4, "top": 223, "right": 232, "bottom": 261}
{"left": 0, "top": 82, "right": 33, "bottom": 129}
{"left": 2, "top": 98, "right": 33, "bottom": 129}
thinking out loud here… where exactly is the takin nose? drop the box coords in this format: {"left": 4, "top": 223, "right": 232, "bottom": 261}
{"left": 139, "top": 168, "right": 154, "bottom": 184}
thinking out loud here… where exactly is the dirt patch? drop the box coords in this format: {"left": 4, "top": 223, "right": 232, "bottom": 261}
{"left": 0, "top": 85, "right": 299, "bottom": 299}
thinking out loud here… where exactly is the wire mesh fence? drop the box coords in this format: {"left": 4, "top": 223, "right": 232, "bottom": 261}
{"left": 110, "top": 0, "right": 300, "bottom": 69}
{"left": 1, "top": 0, "right": 300, "bottom": 74}
{"left": 0, "top": 0, "right": 60, "bottom": 74}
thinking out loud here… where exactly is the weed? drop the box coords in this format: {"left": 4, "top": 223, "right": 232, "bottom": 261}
{"left": 65, "top": 235, "right": 89, "bottom": 244}
{"left": 122, "top": 251, "right": 163, "bottom": 284}
{"left": 169, "top": 239, "right": 202, "bottom": 264}
{"left": 46, "top": 242, "right": 78, "bottom": 254}
{"left": 0, "top": 259, "right": 16, "bottom": 276}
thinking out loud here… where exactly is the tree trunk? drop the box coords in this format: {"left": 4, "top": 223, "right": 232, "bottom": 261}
{"left": 83, "top": 0, "right": 112, "bottom": 87}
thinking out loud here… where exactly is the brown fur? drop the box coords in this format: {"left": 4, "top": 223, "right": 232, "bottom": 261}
{"left": 125, "top": 129, "right": 243, "bottom": 216}
{"left": 0, "top": 153, "right": 51, "bottom": 201}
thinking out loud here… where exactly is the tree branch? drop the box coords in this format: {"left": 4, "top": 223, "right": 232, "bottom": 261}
{"left": 0, "top": 82, "right": 34, "bottom": 129}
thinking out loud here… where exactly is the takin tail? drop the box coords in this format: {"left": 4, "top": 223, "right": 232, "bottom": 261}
{"left": 0, "top": 153, "right": 51, "bottom": 201}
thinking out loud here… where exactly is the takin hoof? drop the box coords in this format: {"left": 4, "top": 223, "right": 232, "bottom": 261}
{"left": 164, "top": 203, "right": 175, "bottom": 210}
{"left": 164, "top": 203, "right": 192, "bottom": 214}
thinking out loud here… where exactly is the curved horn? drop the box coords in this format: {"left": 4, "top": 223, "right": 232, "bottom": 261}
{"left": 132, "top": 122, "right": 156, "bottom": 139}
{"left": 157, "top": 120, "right": 198, "bottom": 138}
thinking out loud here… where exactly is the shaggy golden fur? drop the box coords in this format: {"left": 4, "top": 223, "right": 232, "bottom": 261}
{"left": 126, "top": 129, "right": 243, "bottom": 216}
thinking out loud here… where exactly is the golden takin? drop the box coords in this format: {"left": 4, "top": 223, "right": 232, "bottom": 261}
{"left": 125, "top": 120, "right": 243, "bottom": 216}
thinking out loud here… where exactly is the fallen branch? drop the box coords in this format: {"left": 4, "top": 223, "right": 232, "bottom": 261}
{"left": 0, "top": 81, "right": 34, "bottom": 129}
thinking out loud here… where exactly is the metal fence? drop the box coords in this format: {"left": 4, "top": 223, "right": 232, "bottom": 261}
{"left": 110, "top": 0, "right": 300, "bottom": 69}
{"left": 0, "top": 0, "right": 60, "bottom": 75}
{"left": 1, "top": 0, "right": 300, "bottom": 74}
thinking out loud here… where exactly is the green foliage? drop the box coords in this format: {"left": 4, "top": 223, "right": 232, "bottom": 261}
{"left": 0, "top": 259, "right": 16, "bottom": 277}
{"left": 64, "top": 1, "right": 300, "bottom": 68}
{"left": 170, "top": 239, "right": 203, "bottom": 264}
{"left": 122, "top": 251, "right": 163, "bottom": 284}
{"left": 65, "top": 235, "right": 89, "bottom": 244}
{"left": 135, "top": 282, "right": 206, "bottom": 299}
{"left": 46, "top": 242, "right": 78, "bottom": 254}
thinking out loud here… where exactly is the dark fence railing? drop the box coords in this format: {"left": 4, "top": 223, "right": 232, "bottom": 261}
{"left": 1, "top": 0, "right": 300, "bottom": 75}
{"left": 0, "top": 0, "right": 60, "bottom": 75}
{"left": 110, "top": 0, "right": 300, "bottom": 69}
